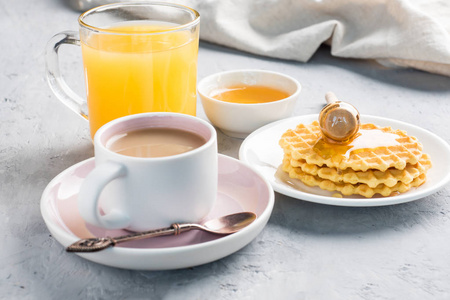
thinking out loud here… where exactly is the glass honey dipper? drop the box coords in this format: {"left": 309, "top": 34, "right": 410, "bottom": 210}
{"left": 319, "top": 92, "right": 360, "bottom": 144}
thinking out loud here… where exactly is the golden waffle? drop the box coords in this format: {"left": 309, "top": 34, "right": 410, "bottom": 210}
{"left": 281, "top": 157, "right": 427, "bottom": 198}
{"left": 279, "top": 121, "right": 424, "bottom": 172}
{"left": 285, "top": 153, "right": 432, "bottom": 188}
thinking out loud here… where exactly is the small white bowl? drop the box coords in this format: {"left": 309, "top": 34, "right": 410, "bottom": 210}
{"left": 198, "top": 69, "right": 301, "bottom": 138}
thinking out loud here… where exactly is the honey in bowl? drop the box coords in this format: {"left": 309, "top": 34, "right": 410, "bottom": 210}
{"left": 209, "top": 85, "right": 290, "bottom": 104}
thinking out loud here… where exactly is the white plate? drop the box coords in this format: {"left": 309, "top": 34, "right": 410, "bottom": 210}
{"left": 40, "top": 154, "right": 274, "bottom": 270}
{"left": 239, "top": 114, "right": 450, "bottom": 207}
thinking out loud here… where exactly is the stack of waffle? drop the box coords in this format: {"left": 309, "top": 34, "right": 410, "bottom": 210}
{"left": 279, "top": 121, "right": 432, "bottom": 198}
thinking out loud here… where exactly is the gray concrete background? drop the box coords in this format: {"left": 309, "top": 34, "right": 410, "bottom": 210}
{"left": 1, "top": 0, "right": 450, "bottom": 299}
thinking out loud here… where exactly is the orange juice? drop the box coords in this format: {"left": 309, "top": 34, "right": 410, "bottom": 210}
{"left": 81, "top": 21, "right": 199, "bottom": 138}
{"left": 210, "top": 85, "right": 290, "bottom": 104}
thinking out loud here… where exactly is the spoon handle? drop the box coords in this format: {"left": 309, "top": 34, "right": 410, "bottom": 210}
{"left": 66, "top": 224, "right": 193, "bottom": 253}
{"left": 114, "top": 225, "right": 179, "bottom": 243}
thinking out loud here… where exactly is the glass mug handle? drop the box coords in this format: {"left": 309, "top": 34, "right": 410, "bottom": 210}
{"left": 45, "top": 31, "right": 88, "bottom": 119}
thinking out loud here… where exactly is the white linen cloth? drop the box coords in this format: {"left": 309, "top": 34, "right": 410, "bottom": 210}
{"left": 73, "top": 0, "right": 450, "bottom": 76}
{"left": 173, "top": 0, "right": 450, "bottom": 77}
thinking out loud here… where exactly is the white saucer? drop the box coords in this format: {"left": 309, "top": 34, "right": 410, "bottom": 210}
{"left": 40, "top": 154, "right": 274, "bottom": 270}
{"left": 239, "top": 114, "right": 450, "bottom": 207}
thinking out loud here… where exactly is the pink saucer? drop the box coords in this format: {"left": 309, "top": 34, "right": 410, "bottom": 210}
{"left": 41, "top": 154, "right": 274, "bottom": 270}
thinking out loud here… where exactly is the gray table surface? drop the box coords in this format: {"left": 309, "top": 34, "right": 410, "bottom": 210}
{"left": 2, "top": 0, "right": 450, "bottom": 299}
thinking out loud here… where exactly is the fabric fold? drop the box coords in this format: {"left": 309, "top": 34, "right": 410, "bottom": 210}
{"left": 184, "top": 0, "right": 450, "bottom": 76}
{"left": 81, "top": 0, "right": 450, "bottom": 76}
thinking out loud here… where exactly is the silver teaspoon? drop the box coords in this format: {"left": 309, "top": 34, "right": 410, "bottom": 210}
{"left": 66, "top": 212, "right": 257, "bottom": 253}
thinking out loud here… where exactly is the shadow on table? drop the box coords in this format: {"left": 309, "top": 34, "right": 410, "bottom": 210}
{"left": 200, "top": 41, "right": 450, "bottom": 92}
{"left": 270, "top": 191, "right": 444, "bottom": 236}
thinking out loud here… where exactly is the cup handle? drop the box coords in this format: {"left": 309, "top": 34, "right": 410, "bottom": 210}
{"left": 45, "top": 31, "right": 88, "bottom": 120}
{"left": 78, "top": 161, "right": 131, "bottom": 229}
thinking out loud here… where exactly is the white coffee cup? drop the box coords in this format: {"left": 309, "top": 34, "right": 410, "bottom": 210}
{"left": 78, "top": 113, "right": 218, "bottom": 231}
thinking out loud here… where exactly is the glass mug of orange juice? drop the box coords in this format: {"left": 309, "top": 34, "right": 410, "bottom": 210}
{"left": 45, "top": 2, "right": 200, "bottom": 138}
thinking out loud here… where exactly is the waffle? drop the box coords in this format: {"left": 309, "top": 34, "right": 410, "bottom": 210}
{"left": 282, "top": 157, "right": 427, "bottom": 197}
{"left": 279, "top": 121, "right": 424, "bottom": 172}
{"left": 279, "top": 120, "right": 432, "bottom": 198}
{"left": 285, "top": 153, "right": 432, "bottom": 188}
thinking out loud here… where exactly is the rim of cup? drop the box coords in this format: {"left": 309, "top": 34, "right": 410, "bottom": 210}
{"left": 79, "top": 2, "right": 201, "bottom": 35}
{"left": 94, "top": 112, "right": 217, "bottom": 161}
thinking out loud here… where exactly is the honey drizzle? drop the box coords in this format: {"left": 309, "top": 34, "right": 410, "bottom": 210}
{"left": 313, "top": 129, "right": 401, "bottom": 161}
